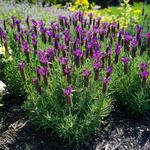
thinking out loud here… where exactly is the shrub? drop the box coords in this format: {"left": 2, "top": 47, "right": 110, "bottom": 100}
{"left": 0, "top": 13, "right": 113, "bottom": 145}
{"left": 4, "top": 57, "right": 26, "bottom": 97}
{"left": 1, "top": 10, "right": 150, "bottom": 146}
{"left": 110, "top": 55, "right": 150, "bottom": 114}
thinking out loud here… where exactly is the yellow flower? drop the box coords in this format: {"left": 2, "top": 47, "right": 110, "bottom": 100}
{"left": 1, "top": 47, "right": 6, "bottom": 53}
{"left": 133, "top": 9, "right": 142, "bottom": 15}
{"left": 75, "top": 0, "right": 89, "bottom": 7}
{"left": 68, "top": 6, "right": 76, "bottom": 12}
{"left": 0, "top": 46, "right": 6, "bottom": 55}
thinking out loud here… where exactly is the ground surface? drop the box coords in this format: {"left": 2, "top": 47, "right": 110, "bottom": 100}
{"left": 0, "top": 96, "right": 149, "bottom": 150}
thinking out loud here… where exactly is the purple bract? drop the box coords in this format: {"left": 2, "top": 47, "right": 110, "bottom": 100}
{"left": 64, "top": 86, "right": 74, "bottom": 97}
{"left": 121, "top": 57, "right": 130, "bottom": 64}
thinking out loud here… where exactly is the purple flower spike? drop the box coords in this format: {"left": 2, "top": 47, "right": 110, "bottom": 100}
{"left": 59, "top": 57, "right": 69, "bottom": 65}
{"left": 35, "top": 66, "right": 42, "bottom": 80}
{"left": 115, "top": 43, "right": 121, "bottom": 55}
{"left": 114, "top": 43, "right": 121, "bottom": 64}
{"left": 102, "top": 77, "right": 110, "bottom": 94}
{"left": 18, "top": 61, "right": 25, "bottom": 70}
{"left": 146, "top": 32, "right": 150, "bottom": 48}
{"left": 146, "top": 32, "right": 150, "bottom": 40}
{"left": 16, "top": 20, "right": 21, "bottom": 25}
{"left": 88, "top": 13, "right": 93, "bottom": 17}
{"left": 83, "top": 69, "right": 91, "bottom": 77}
{"left": 106, "top": 66, "right": 113, "bottom": 77}
{"left": 64, "top": 86, "right": 74, "bottom": 106}
{"left": 131, "top": 38, "right": 138, "bottom": 48}
{"left": 124, "top": 33, "right": 132, "bottom": 42}
{"left": 93, "top": 62, "right": 102, "bottom": 81}
{"left": 93, "top": 62, "right": 103, "bottom": 70}
{"left": 64, "top": 67, "right": 72, "bottom": 75}
{"left": 42, "top": 67, "right": 49, "bottom": 76}
{"left": 136, "top": 25, "right": 142, "bottom": 34}
{"left": 60, "top": 57, "right": 68, "bottom": 75}
{"left": 140, "top": 70, "right": 149, "bottom": 79}
{"left": 39, "top": 56, "right": 48, "bottom": 65}
{"left": 32, "top": 20, "right": 38, "bottom": 27}
{"left": 18, "top": 62, "right": 26, "bottom": 80}
{"left": 64, "top": 67, "right": 72, "bottom": 83}
{"left": 16, "top": 20, "right": 21, "bottom": 32}
{"left": 38, "top": 51, "right": 49, "bottom": 66}
{"left": 64, "top": 86, "right": 74, "bottom": 97}
{"left": 83, "top": 69, "right": 91, "bottom": 87}
{"left": 139, "top": 62, "right": 148, "bottom": 71}
{"left": 140, "top": 70, "right": 149, "bottom": 87}
{"left": 93, "top": 50, "right": 103, "bottom": 61}
{"left": 32, "top": 78, "right": 41, "bottom": 94}
{"left": 121, "top": 57, "right": 130, "bottom": 64}
{"left": 131, "top": 38, "right": 138, "bottom": 58}
{"left": 32, "top": 78, "right": 39, "bottom": 84}
{"left": 73, "top": 49, "right": 84, "bottom": 68}
{"left": 22, "top": 41, "right": 30, "bottom": 53}
{"left": 121, "top": 57, "right": 130, "bottom": 74}
{"left": 103, "top": 77, "right": 110, "bottom": 85}
{"left": 41, "top": 66, "right": 49, "bottom": 85}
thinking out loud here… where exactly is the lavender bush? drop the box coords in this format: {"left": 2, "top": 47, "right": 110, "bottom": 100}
{"left": 1, "top": 10, "right": 150, "bottom": 145}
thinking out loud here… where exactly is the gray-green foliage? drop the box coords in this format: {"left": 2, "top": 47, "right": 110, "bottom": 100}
{"left": 23, "top": 59, "right": 112, "bottom": 145}
{"left": 110, "top": 54, "right": 150, "bottom": 114}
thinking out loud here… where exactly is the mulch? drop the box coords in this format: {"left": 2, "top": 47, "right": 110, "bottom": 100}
{"left": 0, "top": 95, "right": 150, "bottom": 150}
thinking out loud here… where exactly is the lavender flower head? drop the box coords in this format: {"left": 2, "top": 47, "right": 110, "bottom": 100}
{"left": 103, "top": 77, "right": 110, "bottom": 85}
{"left": 36, "top": 66, "right": 43, "bottom": 74}
{"left": 41, "top": 67, "right": 49, "bottom": 76}
{"left": 32, "top": 78, "right": 39, "bottom": 84}
{"left": 93, "top": 50, "right": 103, "bottom": 61}
{"left": 59, "top": 57, "right": 69, "bottom": 65}
{"left": 136, "top": 25, "right": 142, "bottom": 33}
{"left": 106, "top": 66, "right": 113, "bottom": 75}
{"left": 145, "top": 32, "right": 150, "bottom": 47}
{"left": 139, "top": 62, "right": 148, "bottom": 71}
{"left": 15, "top": 20, "right": 21, "bottom": 25}
{"left": 32, "top": 20, "right": 38, "bottom": 27}
{"left": 140, "top": 70, "right": 149, "bottom": 79}
{"left": 39, "top": 56, "right": 48, "bottom": 65}
{"left": 93, "top": 62, "right": 103, "bottom": 70}
{"left": 64, "top": 86, "right": 74, "bottom": 97}
{"left": 146, "top": 32, "right": 150, "bottom": 40}
{"left": 124, "top": 33, "right": 132, "bottom": 42}
{"left": 64, "top": 67, "right": 72, "bottom": 75}
{"left": 131, "top": 38, "right": 138, "bottom": 48}
{"left": 88, "top": 13, "right": 93, "bottom": 17}
{"left": 73, "top": 49, "right": 84, "bottom": 58}
{"left": 22, "top": 41, "right": 30, "bottom": 53}
{"left": 121, "top": 57, "right": 130, "bottom": 64}
{"left": 102, "top": 77, "right": 110, "bottom": 93}
{"left": 83, "top": 69, "right": 91, "bottom": 77}
{"left": 115, "top": 43, "right": 121, "bottom": 55}
{"left": 38, "top": 51, "right": 48, "bottom": 65}
{"left": 46, "top": 48, "right": 55, "bottom": 60}
{"left": 18, "top": 61, "right": 25, "bottom": 70}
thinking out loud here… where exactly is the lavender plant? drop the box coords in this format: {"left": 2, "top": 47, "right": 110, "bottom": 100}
{"left": 1, "top": 11, "right": 150, "bottom": 145}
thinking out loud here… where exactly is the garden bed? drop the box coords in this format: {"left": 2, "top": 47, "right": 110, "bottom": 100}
{"left": 0, "top": 0, "right": 150, "bottom": 149}
{"left": 0, "top": 95, "right": 149, "bottom": 150}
